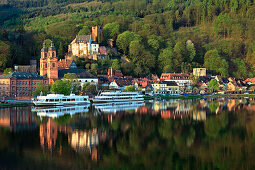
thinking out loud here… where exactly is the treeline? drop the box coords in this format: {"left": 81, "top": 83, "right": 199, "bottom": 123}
{"left": 0, "top": 0, "right": 255, "bottom": 78}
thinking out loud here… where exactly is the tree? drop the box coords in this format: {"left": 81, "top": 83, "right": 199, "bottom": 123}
{"left": 123, "top": 85, "right": 136, "bottom": 92}
{"left": 51, "top": 80, "right": 71, "bottom": 95}
{"left": 173, "top": 41, "right": 185, "bottom": 70}
{"left": 78, "top": 26, "right": 91, "bottom": 35}
{"left": 208, "top": 79, "right": 219, "bottom": 92}
{"left": 58, "top": 42, "right": 64, "bottom": 59}
{"left": 233, "top": 58, "right": 248, "bottom": 78}
{"left": 90, "top": 63, "right": 98, "bottom": 75}
{"left": 186, "top": 41, "right": 196, "bottom": 62}
{"left": 3, "top": 68, "right": 13, "bottom": 75}
{"left": 111, "top": 59, "right": 120, "bottom": 70}
{"left": 33, "top": 82, "right": 49, "bottom": 96}
{"left": 0, "top": 41, "right": 11, "bottom": 71}
{"left": 63, "top": 73, "right": 78, "bottom": 80}
{"left": 158, "top": 47, "right": 174, "bottom": 73}
{"left": 84, "top": 84, "right": 97, "bottom": 95}
{"left": 204, "top": 49, "right": 228, "bottom": 76}
{"left": 103, "top": 22, "right": 120, "bottom": 40}
{"left": 116, "top": 31, "right": 142, "bottom": 55}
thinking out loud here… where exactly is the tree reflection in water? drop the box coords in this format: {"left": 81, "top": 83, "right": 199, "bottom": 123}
{"left": 0, "top": 98, "right": 255, "bottom": 169}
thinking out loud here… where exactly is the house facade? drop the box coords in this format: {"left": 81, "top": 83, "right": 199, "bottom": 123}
{"left": 160, "top": 73, "right": 191, "bottom": 88}
{"left": 68, "top": 35, "right": 99, "bottom": 57}
{"left": 0, "top": 72, "right": 48, "bottom": 99}
{"left": 151, "top": 81, "right": 179, "bottom": 94}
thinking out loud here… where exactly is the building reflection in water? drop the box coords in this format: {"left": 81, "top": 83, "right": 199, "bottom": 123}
{"left": 39, "top": 117, "right": 107, "bottom": 161}
{"left": 40, "top": 119, "right": 58, "bottom": 150}
{"left": 0, "top": 107, "right": 37, "bottom": 131}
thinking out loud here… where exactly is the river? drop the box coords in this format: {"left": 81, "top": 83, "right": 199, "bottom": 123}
{"left": 0, "top": 98, "right": 255, "bottom": 169}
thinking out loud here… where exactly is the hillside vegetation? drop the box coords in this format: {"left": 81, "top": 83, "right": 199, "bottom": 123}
{"left": 0, "top": 0, "right": 255, "bottom": 78}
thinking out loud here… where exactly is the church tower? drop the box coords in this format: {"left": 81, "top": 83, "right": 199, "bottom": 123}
{"left": 47, "top": 41, "right": 58, "bottom": 84}
{"left": 40, "top": 42, "right": 48, "bottom": 76}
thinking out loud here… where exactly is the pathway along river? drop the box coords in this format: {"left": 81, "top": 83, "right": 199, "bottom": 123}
{"left": 0, "top": 98, "right": 255, "bottom": 169}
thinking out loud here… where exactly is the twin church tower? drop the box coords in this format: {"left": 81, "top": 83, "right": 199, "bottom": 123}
{"left": 40, "top": 41, "right": 58, "bottom": 84}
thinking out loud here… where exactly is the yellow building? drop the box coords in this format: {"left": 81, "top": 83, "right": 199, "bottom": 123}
{"left": 152, "top": 81, "right": 179, "bottom": 94}
{"left": 193, "top": 68, "right": 206, "bottom": 77}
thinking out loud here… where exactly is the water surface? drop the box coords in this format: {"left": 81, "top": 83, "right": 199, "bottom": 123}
{"left": 0, "top": 98, "right": 255, "bottom": 169}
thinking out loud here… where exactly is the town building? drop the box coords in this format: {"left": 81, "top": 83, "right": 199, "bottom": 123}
{"left": 14, "top": 56, "right": 37, "bottom": 73}
{"left": 40, "top": 41, "right": 58, "bottom": 84}
{"left": 68, "top": 35, "right": 99, "bottom": 57}
{"left": 40, "top": 41, "right": 97, "bottom": 85}
{"left": 59, "top": 68, "right": 98, "bottom": 86}
{"left": 193, "top": 68, "right": 206, "bottom": 77}
{"left": 151, "top": 81, "right": 179, "bottom": 94}
{"left": 0, "top": 72, "right": 48, "bottom": 99}
{"left": 160, "top": 73, "right": 191, "bottom": 88}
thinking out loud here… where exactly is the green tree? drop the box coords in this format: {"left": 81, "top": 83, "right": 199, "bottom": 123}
{"left": 78, "top": 26, "right": 91, "bottom": 35}
{"left": 173, "top": 41, "right": 185, "bottom": 70}
{"left": 3, "top": 68, "right": 13, "bottom": 75}
{"left": 208, "top": 79, "right": 219, "bottom": 92}
{"left": 158, "top": 47, "right": 174, "bottom": 73}
{"left": 33, "top": 82, "right": 49, "bottom": 96}
{"left": 63, "top": 73, "right": 78, "bottom": 80}
{"left": 116, "top": 31, "right": 142, "bottom": 55}
{"left": 90, "top": 63, "right": 98, "bottom": 75}
{"left": 123, "top": 85, "right": 136, "bottom": 92}
{"left": 0, "top": 41, "right": 11, "bottom": 71}
{"left": 85, "top": 84, "right": 97, "bottom": 95}
{"left": 111, "top": 59, "right": 120, "bottom": 70}
{"left": 234, "top": 58, "right": 248, "bottom": 78}
{"left": 186, "top": 41, "right": 196, "bottom": 62}
{"left": 51, "top": 80, "right": 71, "bottom": 95}
{"left": 103, "top": 22, "right": 120, "bottom": 40}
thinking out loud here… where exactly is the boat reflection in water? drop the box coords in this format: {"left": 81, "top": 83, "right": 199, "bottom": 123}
{"left": 94, "top": 101, "right": 144, "bottom": 113}
{"left": 32, "top": 105, "right": 90, "bottom": 118}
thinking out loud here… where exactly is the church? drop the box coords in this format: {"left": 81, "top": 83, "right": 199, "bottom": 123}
{"left": 40, "top": 41, "right": 97, "bottom": 84}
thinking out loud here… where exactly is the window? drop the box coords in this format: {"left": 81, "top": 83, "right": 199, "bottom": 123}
{"left": 53, "top": 63, "right": 55, "bottom": 67}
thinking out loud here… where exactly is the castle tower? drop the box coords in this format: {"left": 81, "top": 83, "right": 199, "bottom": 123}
{"left": 47, "top": 41, "right": 58, "bottom": 84}
{"left": 92, "top": 26, "right": 102, "bottom": 42}
{"left": 40, "top": 42, "right": 48, "bottom": 76}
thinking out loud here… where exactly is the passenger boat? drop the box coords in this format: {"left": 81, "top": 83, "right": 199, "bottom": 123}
{"left": 93, "top": 91, "right": 144, "bottom": 104}
{"left": 32, "top": 93, "right": 90, "bottom": 106}
{"left": 32, "top": 105, "right": 89, "bottom": 118}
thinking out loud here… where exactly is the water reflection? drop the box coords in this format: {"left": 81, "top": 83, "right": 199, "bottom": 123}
{"left": 32, "top": 105, "right": 90, "bottom": 118}
{"left": 0, "top": 107, "right": 37, "bottom": 131}
{"left": 1, "top": 98, "right": 255, "bottom": 169}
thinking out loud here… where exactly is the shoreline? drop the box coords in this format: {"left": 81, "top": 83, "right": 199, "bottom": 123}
{"left": 143, "top": 94, "right": 255, "bottom": 100}
{"left": 0, "top": 102, "right": 33, "bottom": 108}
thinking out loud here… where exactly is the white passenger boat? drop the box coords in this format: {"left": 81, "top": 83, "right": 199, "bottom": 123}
{"left": 93, "top": 91, "right": 144, "bottom": 103}
{"left": 32, "top": 93, "right": 90, "bottom": 106}
{"left": 32, "top": 105, "right": 89, "bottom": 118}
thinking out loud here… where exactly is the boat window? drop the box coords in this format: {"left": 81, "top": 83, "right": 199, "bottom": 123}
{"left": 50, "top": 99, "right": 54, "bottom": 102}
{"left": 72, "top": 99, "right": 75, "bottom": 101}
{"left": 84, "top": 98, "right": 87, "bottom": 101}
{"left": 63, "top": 99, "right": 66, "bottom": 101}
{"left": 55, "top": 99, "right": 59, "bottom": 102}
{"left": 67, "top": 99, "right": 71, "bottom": 101}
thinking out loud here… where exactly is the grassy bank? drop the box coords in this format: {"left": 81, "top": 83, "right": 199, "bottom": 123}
{"left": 0, "top": 102, "right": 33, "bottom": 108}
{"left": 143, "top": 94, "right": 255, "bottom": 100}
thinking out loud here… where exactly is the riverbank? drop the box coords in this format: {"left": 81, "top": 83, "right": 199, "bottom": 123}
{"left": 0, "top": 102, "right": 33, "bottom": 108}
{"left": 143, "top": 94, "right": 255, "bottom": 100}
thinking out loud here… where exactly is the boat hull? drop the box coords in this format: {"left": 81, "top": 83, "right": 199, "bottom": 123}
{"left": 33, "top": 101, "right": 90, "bottom": 106}
{"left": 92, "top": 98, "right": 144, "bottom": 104}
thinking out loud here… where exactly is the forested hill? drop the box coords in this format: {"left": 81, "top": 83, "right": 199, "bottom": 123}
{"left": 0, "top": 0, "right": 255, "bottom": 78}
